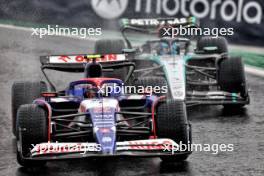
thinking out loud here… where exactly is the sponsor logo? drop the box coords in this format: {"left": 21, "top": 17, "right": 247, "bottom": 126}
{"left": 135, "top": 0, "right": 262, "bottom": 24}
{"left": 49, "top": 54, "right": 126, "bottom": 63}
{"left": 102, "top": 136, "right": 112, "bottom": 143}
{"left": 91, "top": 0, "right": 262, "bottom": 24}
{"left": 129, "top": 18, "right": 191, "bottom": 26}
{"left": 91, "top": 0, "right": 128, "bottom": 19}
{"left": 92, "top": 107, "right": 112, "bottom": 113}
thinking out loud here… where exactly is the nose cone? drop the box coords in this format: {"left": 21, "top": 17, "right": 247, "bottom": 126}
{"left": 86, "top": 98, "right": 119, "bottom": 154}
{"left": 96, "top": 126, "right": 116, "bottom": 154}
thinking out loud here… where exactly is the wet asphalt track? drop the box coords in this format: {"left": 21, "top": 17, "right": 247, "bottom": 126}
{"left": 0, "top": 27, "right": 263, "bottom": 176}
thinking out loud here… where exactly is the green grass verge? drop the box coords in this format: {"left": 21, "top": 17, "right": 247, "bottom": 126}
{"left": 0, "top": 19, "right": 49, "bottom": 28}
{"left": 230, "top": 50, "right": 264, "bottom": 69}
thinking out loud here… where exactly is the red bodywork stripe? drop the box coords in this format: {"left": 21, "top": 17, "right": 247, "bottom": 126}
{"left": 151, "top": 96, "right": 166, "bottom": 138}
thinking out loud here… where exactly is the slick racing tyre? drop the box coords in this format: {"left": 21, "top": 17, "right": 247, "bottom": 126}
{"left": 156, "top": 100, "right": 191, "bottom": 162}
{"left": 218, "top": 57, "right": 248, "bottom": 108}
{"left": 94, "top": 39, "right": 127, "bottom": 81}
{"left": 16, "top": 104, "right": 47, "bottom": 167}
{"left": 197, "top": 36, "right": 228, "bottom": 54}
{"left": 134, "top": 76, "right": 168, "bottom": 96}
{"left": 12, "top": 81, "right": 47, "bottom": 136}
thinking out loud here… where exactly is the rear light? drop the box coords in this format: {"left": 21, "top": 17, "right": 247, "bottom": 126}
{"left": 41, "top": 92, "right": 58, "bottom": 97}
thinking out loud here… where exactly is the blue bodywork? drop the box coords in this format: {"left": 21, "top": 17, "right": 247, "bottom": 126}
{"left": 60, "top": 78, "right": 157, "bottom": 154}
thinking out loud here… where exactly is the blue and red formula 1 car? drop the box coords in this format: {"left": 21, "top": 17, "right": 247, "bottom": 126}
{"left": 12, "top": 53, "right": 192, "bottom": 167}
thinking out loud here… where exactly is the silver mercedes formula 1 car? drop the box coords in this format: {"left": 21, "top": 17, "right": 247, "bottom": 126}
{"left": 95, "top": 17, "right": 249, "bottom": 110}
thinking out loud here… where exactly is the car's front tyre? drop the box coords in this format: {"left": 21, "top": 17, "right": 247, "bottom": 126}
{"left": 16, "top": 104, "right": 47, "bottom": 167}
{"left": 218, "top": 57, "right": 249, "bottom": 109}
{"left": 156, "top": 100, "right": 191, "bottom": 162}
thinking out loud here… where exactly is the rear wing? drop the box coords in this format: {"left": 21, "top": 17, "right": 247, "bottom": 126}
{"left": 120, "top": 16, "right": 199, "bottom": 29}
{"left": 40, "top": 53, "right": 135, "bottom": 91}
{"left": 40, "top": 54, "right": 127, "bottom": 72}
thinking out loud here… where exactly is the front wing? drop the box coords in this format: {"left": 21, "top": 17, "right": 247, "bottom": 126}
{"left": 19, "top": 139, "right": 191, "bottom": 161}
{"left": 186, "top": 90, "right": 249, "bottom": 106}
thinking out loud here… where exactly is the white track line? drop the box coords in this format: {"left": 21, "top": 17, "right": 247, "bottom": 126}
{"left": 245, "top": 65, "right": 264, "bottom": 77}
{"left": 0, "top": 23, "right": 32, "bottom": 32}
{"left": 0, "top": 23, "right": 264, "bottom": 77}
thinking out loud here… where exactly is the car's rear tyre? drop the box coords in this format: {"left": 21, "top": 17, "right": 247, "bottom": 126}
{"left": 16, "top": 104, "right": 47, "bottom": 167}
{"left": 134, "top": 77, "right": 167, "bottom": 96}
{"left": 94, "top": 39, "right": 127, "bottom": 81}
{"left": 197, "top": 36, "right": 228, "bottom": 54}
{"left": 218, "top": 57, "right": 248, "bottom": 108}
{"left": 12, "top": 81, "right": 47, "bottom": 136}
{"left": 156, "top": 100, "right": 191, "bottom": 162}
